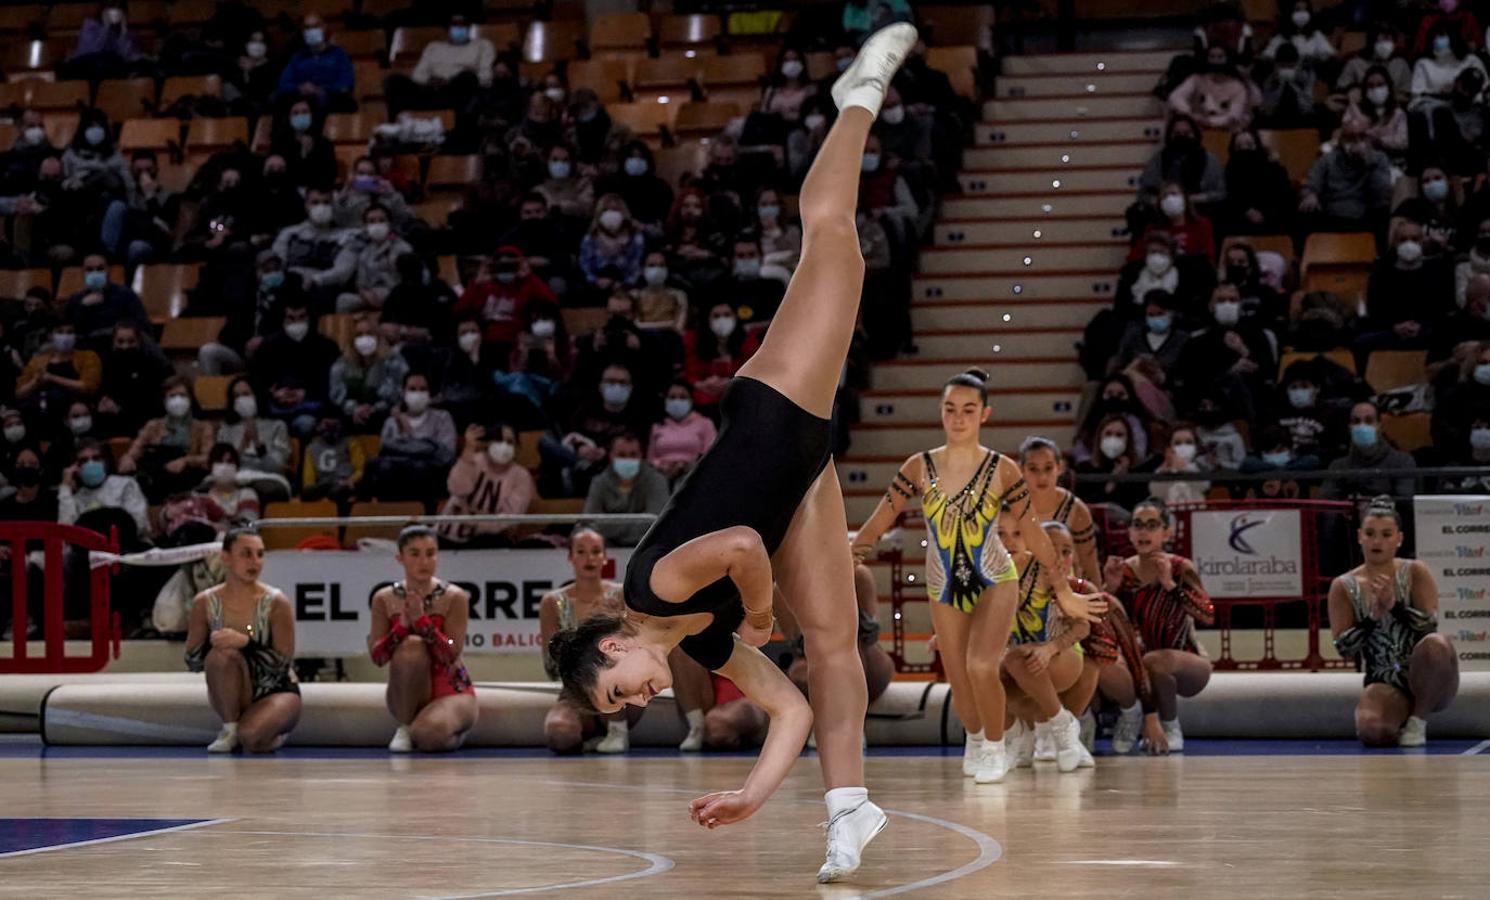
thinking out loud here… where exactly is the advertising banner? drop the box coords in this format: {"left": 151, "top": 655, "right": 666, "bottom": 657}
{"left": 1190, "top": 509, "right": 1304, "bottom": 598}
{"left": 1413, "top": 495, "right": 1490, "bottom": 671}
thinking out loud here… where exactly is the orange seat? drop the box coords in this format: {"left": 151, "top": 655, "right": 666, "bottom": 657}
{"left": 607, "top": 102, "right": 675, "bottom": 137}
{"left": 0, "top": 38, "right": 66, "bottom": 78}
{"left": 1301, "top": 263, "right": 1371, "bottom": 304}
{"left": 160, "top": 75, "right": 222, "bottom": 107}
{"left": 412, "top": 196, "right": 464, "bottom": 226}
{"left": 702, "top": 53, "right": 767, "bottom": 88}
{"left": 323, "top": 110, "right": 383, "bottom": 145}
{"left": 353, "top": 60, "right": 388, "bottom": 101}
{"left": 926, "top": 46, "right": 979, "bottom": 101}
{"left": 261, "top": 500, "right": 340, "bottom": 550}
{"left": 672, "top": 101, "right": 740, "bottom": 136}
{"left": 919, "top": 5, "right": 995, "bottom": 47}
{"left": 657, "top": 14, "right": 722, "bottom": 48}
{"left": 1364, "top": 350, "right": 1429, "bottom": 392}
{"left": 318, "top": 313, "right": 357, "bottom": 347}
{"left": 338, "top": 29, "right": 388, "bottom": 61}
{"left": 160, "top": 316, "right": 225, "bottom": 352}
{"left": 118, "top": 118, "right": 181, "bottom": 153}
{"left": 185, "top": 117, "right": 249, "bottom": 153}
{"left": 1260, "top": 128, "right": 1322, "bottom": 186}
{"left": 589, "top": 11, "right": 651, "bottom": 53}
{"left": 631, "top": 54, "right": 705, "bottom": 90}
{"left": 0, "top": 269, "right": 53, "bottom": 301}
{"left": 1301, "top": 232, "right": 1377, "bottom": 276}
{"left": 95, "top": 78, "right": 158, "bottom": 123}
{"left": 1380, "top": 411, "right": 1431, "bottom": 452}
{"left": 426, "top": 154, "right": 483, "bottom": 189}
{"left": 1277, "top": 349, "right": 1357, "bottom": 379}
{"left": 26, "top": 80, "right": 89, "bottom": 111}
{"left": 43, "top": 113, "right": 80, "bottom": 149}
{"left": 0, "top": 5, "right": 45, "bottom": 33}
{"left": 194, "top": 374, "right": 232, "bottom": 412}
{"left": 566, "top": 58, "right": 629, "bottom": 103}
{"left": 522, "top": 19, "right": 585, "bottom": 63}
{"left": 132, "top": 264, "right": 200, "bottom": 321}
{"left": 166, "top": 0, "right": 215, "bottom": 25}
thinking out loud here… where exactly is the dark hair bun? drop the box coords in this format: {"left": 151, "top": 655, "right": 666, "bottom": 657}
{"left": 963, "top": 367, "right": 990, "bottom": 383}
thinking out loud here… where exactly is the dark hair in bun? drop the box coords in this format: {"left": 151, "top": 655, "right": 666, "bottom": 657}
{"left": 1363, "top": 495, "right": 1402, "bottom": 527}
{"left": 1134, "top": 496, "right": 1173, "bottom": 527}
{"left": 943, "top": 367, "right": 990, "bottom": 405}
{"left": 549, "top": 614, "right": 628, "bottom": 712}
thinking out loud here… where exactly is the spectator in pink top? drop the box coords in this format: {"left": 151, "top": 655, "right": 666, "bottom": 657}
{"left": 1167, "top": 45, "right": 1261, "bottom": 131}
{"left": 648, "top": 380, "right": 719, "bottom": 486}
{"left": 438, "top": 421, "right": 536, "bottom": 548}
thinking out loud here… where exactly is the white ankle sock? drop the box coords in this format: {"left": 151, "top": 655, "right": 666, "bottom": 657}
{"left": 608, "top": 720, "right": 628, "bottom": 736}
{"left": 968, "top": 729, "right": 985, "bottom": 742}
{"left": 685, "top": 709, "right": 705, "bottom": 730}
{"left": 825, "top": 786, "right": 869, "bottom": 818}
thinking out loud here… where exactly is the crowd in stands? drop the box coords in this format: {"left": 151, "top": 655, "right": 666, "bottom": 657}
{"left": 0, "top": 0, "right": 969, "bottom": 635}
{"left": 1082, "top": 0, "right": 1490, "bottom": 518}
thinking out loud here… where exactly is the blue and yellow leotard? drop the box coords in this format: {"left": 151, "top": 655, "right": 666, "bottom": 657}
{"left": 919, "top": 449, "right": 1018, "bottom": 613}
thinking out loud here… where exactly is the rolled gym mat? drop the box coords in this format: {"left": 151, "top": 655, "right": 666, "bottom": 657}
{"left": 0, "top": 673, "right": 200, "bottom": 733}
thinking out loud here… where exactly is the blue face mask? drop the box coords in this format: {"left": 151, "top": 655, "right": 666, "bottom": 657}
{"left": 1435, "top": 35, "right": 1452, "bottom": 55}
{"left": 1474, "top": 363, "right": 1490, "bottom": 386}
{"left": 611, "top": 457, "right": 642, "bottom": 480}
{"left": 79, "top": 460, "right": 107, "bottom": 488}
{"left": 665, "top": 398, "right": 692, "bottom": 421}
{"left": 84, "top": 125, "right": 106, "bottom": 146}
{"left": 260, "top": 270, "right": 285, "bottom": 290}
{"left": 352, "top": 174, "right": 379, "bottom": 192}
{"left": 84, "top": 271, "right": 107, "bottom": 291}
{"left": 290, "top": 112, "right": 313, "bottom": 132}
{"left": 601, "top": 383, "right": 632, "bottom": 406}
{"left": 1146, "top": 314, "right": 1172, "bottom": 334}
{"left": 304, "top": 27, "right": 324, "bottom": 47}
{"left": 624, "top": 157, "right": 648, "bottom": 177}
{"left": 1262, "top": 450, "right": 1292, "bottom": 467}
{"left": 1422, "top": 179, "right": 1450, "bottom": 203}
{"left": 448, "top": 25, "right": 470, "bottom": 43}
{"left": 1351, "top": 423, "right": 1379, "bottom": 448}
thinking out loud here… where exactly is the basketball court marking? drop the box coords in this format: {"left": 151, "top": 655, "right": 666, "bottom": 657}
{"left": 536, "top": 778, "right": 1004, "bottom": 897}
{"left": 210, "top": 830, "right": 675, "bottom": 898}
{"left": 0, "top": 818, "right": 231, "bottom": 859}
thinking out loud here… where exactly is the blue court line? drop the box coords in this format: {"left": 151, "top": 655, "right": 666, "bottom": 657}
{"left": 0, "top": 737, "right": 1482, "bottom": 759}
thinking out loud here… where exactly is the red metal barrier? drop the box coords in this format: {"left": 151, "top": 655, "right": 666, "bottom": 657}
{"left": 0, "top": 522, "right": 120, "bottom": 674}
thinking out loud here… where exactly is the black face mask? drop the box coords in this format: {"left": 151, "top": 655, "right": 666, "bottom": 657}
{"left": 11, "top": 467, "right": 40, "bottom": 487}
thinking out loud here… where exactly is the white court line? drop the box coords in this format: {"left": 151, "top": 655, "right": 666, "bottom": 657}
{"left": 0, "top": 818, "right": 233, "bottom": 859}
{"left": 211, "top": 830, "right": 673, "bottom": 898}
{"left": 43, "top": 708, "right": 216, "bottom": 743}
{"left": 535, "top": 778, "right": 1004, "bottom": 898}
{"left": 1462, "top": 739, "right": 1490, "bottom": 756}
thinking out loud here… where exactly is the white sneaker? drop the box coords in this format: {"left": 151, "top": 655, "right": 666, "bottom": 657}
{"left": 961, "top": 733, "right": 984, "bottom": 777}
{"left": 1161, "top": 718, "right": 1184, "bottom": 753}
{"left": 1111, "top": 704, "right": 1142, "bottom": 754}
{"left": 595, "top": 721, "right": 629, "bottom": 754}
{"left": 678, "top": 726, "right": 704, "bottom": 752}
{"left": 817, "top": 800, "right": 887, "bottom": 883}
{"left": 1051, "top": 709, "right": 1085, "bottom": 773}
{"left": 973, "top": 738, "right": 1009, "bottom": 784}
{"left": 1398, "top": 715, "right": 1427, "bottom": 747}
{"left": 1033, "top": 722, "right": 1057, "bottom": 762}
{"left": 1008, "top": 720, "right": 1035, "bottom": 768}
{"left": 1079, "top": 708, "right": 1097, "bottom": 752}
{"left": 388, "top": 725, "right": 413, "bottom": 753}
{"left": 830, "top": 23, "right": 919, "bottom": 118}
{"left": 207, "top": 723, "right": 239, "bottom": 753}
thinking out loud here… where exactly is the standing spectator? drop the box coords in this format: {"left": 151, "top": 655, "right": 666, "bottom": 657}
{"left": 15, "top": 322, "right": 101, "bottom": 413}
{"left": 61, "top": 1, "right": 143, "bottom": 82}
{"left": 217, "top": 376, "right": 292, "bottom": 496}
{"left": 1217, "top": 129, "right": 1297, "bottom": 235}
{"left": 272, "top": 188, "right": 353, "bottom": 306}
{"left": 119, "top": 376, "right": 214, "bottom": 502}
{"left": 648, "top": 380, "right": 717, "bottom": 486}
{"left": 329, "top": 316, "right": 408, "bottom": 433}
{"left": 275, "top": 13, "right": 356, "bottom": 113}
{"left": 1298, "top": 120, "right": 1393, "bottom": 232}
{"left": 583, "top": 433, "right": 669, "bottom": 547}
{"left": 334, "top": 204, "right": 413, "bottom": 312}
{"left": 594, "top": 142, "right": 673, "bottom": 229}
{"left": 384, "top": 13, "right": 493, "bottom": 120}
{"left": 579, "top": 196, "right": 646, "bottom": 293}
{"left": 1167, "top": 45, "right": 1260, "bottom": 131}
{"left": 361, "top": 372, "right": 457, "bottom": 503}
{"left": 1355, "top": 218, "right": 1454, "bottom": 368}
{"left": 437, "top": 422, "right": 535, "bottom": 548}
{"left": 455, "top": 246, "right": 556, "bottom": 362}
{"left": 94, "top": 321, "right": 168, "bottom": 437}
{"left": 301, "top": 412, "right": 363, "bottom": 504}
{"left": 1322, "top": 401, "right": 1417, "bottom": 501}
{"left": 1260, "top": 0, "right": 1336, "bottom": 68}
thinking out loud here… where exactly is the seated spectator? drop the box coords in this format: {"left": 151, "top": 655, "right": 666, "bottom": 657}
{"left": 1172, "top": 281, "right": 1276, "bottom": 420}
{"left": 1216, "top": 129, "right": 1295, "bottom": 236}
{"left": 726, "top": 237, "right": 789, "bottom": 325}
{"left": 301, "top": 412, "right": 363, "bottom": 504}
{"left": 1432, "top": 340, "right": 1490, "bottom": 452}
{"left": 1072, "top": 374, "right": 1153, "bottom": 464}
{"left": 65, "top": 253, "right": 149, "bottom": 350}
{"left": 1336, "top": 27, "right": 1411, "bottom": 96}
{"left": 583, "top": 433, "right": 669, "bottom": 547}
{"left": 199, "top": 251, "right": 306, "bottom": 376}
{"left": 455, "top": 246, "right": 556, "bottom": 362}
{"left": 247, "top": 298, "right": 342, "bottom": 417}
{"left": 94, "top": 321, "right": 168, "bottom": 437}
{"left": 1135, "top": 114, "right": 1225, "bottom": 222}
{"left": 361, "top": 372, "right": 457, "bottom": 504}
{"left": 1143, "top": 423, "right": 1211, "bottom": 505}
{"left": 329, "top": 316, "right": 408, "bottom": 433}
{"left": 217, "top": 376, "right": 292, "bottom": 496}
{"left": 579, "top": 196, "right": 646, "bottom": 296}
{"left": 684, "top": 303, "right": 762, "bottom": 413}
{"left": 61, "top": 109, "right": 132, "bottom": 238}
{"left": 114, "top": 150, "right": 179, "bottom": 271}
{"left": 543, "top": 362, "right": 652, "bottom": 497}
{"left": 275, "top": 13, "right": 356, "bottom": 113}
{"left": 1075, "top": 413, "right": 1152, "bottom": 511}
{"left": 594, "top": 141, "right": 673, "bottom": 229}
{"left": 1299, "top": 119, "right": 1392, "bottom": 232}
{"left": 1256, "top": 43, "right": 1320, "bottom": 129}
{"left": 1355, "top": 217, "right": 1455, "bottom": 368}
{"left": 1409, "top": 21, "right": 1486, "bottom": 114}
{"left": 119, "top": 375, "right": 214, "bottom": 502}
{"left": 1217, "top": 242, "right": 1283, "bottom": 328}
{"left": 1437, "top": 414, "right": 1490, "bottom": 492}
{"left": 437, "top": 422, "right": 535, "bottom": 548}
{"left": 1112, "top": 290, "right": 1189, "bottom": 375}
{"left": 179, "top": 165, "right": 252, "bottom": 263}
{"left": 0, "top": 446, "right": 58, "bottom": 525}
{"left": 574, "top": 290, "right": 674, "bottom": 395}
{"left": 1413, "top": 67, "right": 1490, "bottom": 176}
{"left": 1394, "top": 164, "right": 1461, "bottom": 257}
{"left": 858, "top": 133, "right": 920, "bottom": 252}
{"left": 15, "top": 322, "right": 101, "bottom": 413}
{"left": 632, "top": 251, "right": 689, "bottom": 333}
{"left": 538, "top": 144, "right": 595, "bottom": 227}
{"left": 1430, "top": 276, "right": 1490, "bottom": 381}
{"left": 61, "top": 1, "right": 143, "bottom": 82}
{"left": 249, "top": 155, "right": 314, "bottom": 242}
{"left": 874, "top": 87, "right": 935, "bottom": 195}
{"left": 59, "top": 438, "right": 149, "bottom": 539}
{"left": 0, "top": 409, "right": 31, "bottom": 467}
{"left": 649, "top": 380, "right": 718, "bottom": 486}
{"left": 1454, "top": 218, "right": 1490, "bottom": 308}
{"left": 761, "top": 46, "right": 818, "bottom": 126}
{"left": 1239, "top": 425, "right": 1317, "bottom": 503}
{"left": 1114, "top": 232, "right": 1212, "bottom": 319}
{"left": 500, "top": 192, "right": 575, "bottom": 291}
{"left": 1340, "top": 64, "right": 1409, "bottom": 169}
{"left": 1131, "top": 182, "right": 1216, "bottom": 266}
{"left": 384, "top": 13, "right": 493, "bottom": 120}
{"left": 1167, "top": 45, "right": 1259, "bottom": 131}
{"left": 1261, "top": 0, "right": 1336, "bottom": 69}
{"left": 499, "top": 301, "right": 572, "bottom": 424}
{"left": 1412, "top": 0, "right": 1481, "bottom": 58}
{"left": 1322, "top": 401, "right": 1417, "bottom": 500}
{"left": 269, "top": 101, "right": 337, "bottom": 189}
{"left": 333, "top": 156, "right": 411, "bottom": 231}
{"left": 754, "top": 187, "right": 802, "bottom": 271}
{"left": 664, "top": 186, "right": 728, "bottom": 287}
{"left": 433, "top": 317, "right": 503, "bottom": 429}
{"left": 1279, "top": 354, "right": 1362, "bottom": 454}
{"left": 334, "top": 204, "right": 413, "bottom": 312}
{"left": 273, "top": 187, "right": 353, "bottom": 305}
{"left": 228, "top": 29, "right": 279, "bottom": 113}
{"left": 381, "top": 253, "right": 457, "bottom": 347}
{"left": 160, "top": 443, "right": 261, "bottom": 539}
{"left": 0, "top": 110, "right": 56, "bottom": 196}
{"left": 692, "top": 136, "right": 754, "bottom": 217}
{"left": 568, "top": 88, "right": 613, "bottom": 167}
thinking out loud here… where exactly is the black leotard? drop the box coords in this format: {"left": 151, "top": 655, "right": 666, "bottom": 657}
{"left": 624, "top": 376, "right": 832, "bottom": 669}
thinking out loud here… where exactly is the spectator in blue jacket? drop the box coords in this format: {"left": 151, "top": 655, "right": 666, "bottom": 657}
{"left": 275, "top": 13, "right": 356, "bottom": 113}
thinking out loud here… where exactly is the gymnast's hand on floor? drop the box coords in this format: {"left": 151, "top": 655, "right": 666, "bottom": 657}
{"left": 689, "top": 789, "right": 760, "bottom": 828}
{"left": 1055, "top": 590, "right": 1107, "bottom": 623}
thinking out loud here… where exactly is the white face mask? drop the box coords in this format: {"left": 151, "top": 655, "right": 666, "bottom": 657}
{"left": 710, "top": 315, "right": 737, "bottom": 338}
{"left": 1214, "top": 300, "right": 1241, "bottom": 326}
{"left": 881, "top": 104, "right": 905, "bottom": 125}
{"left": 599, "top": 209, "right": 624, "bottom": 232}
{"left": 1173, "top": 442, "right": 1198, "bottom": 462}
{"left": 308, "top": 203, "right": 333, "bottom": 225}
{"left": 1276, "top": 67, "right": 1298, "bottom": 82}
{"left": 1159, "top": 194, "right": 1186, "bottom": 217}
{"left": 23, "top": 126, "right": 45, "bottom": 144}
{"left": 458, "top": 331, "right": 481, "bottom": 352}
{"left": 1146, "top": 252, "right": 1172, "bottom": 275}
{"left": 211, "top": 462, "right": 239, "bottom": 482}
{"left": 1395, "top": 239, "right": 1423, "bottom": 263}
{"left": 284, "top": 320, "right": 310, "bottom": 342}
{"left": 2, "top": 425, "right": 23, "bottom": 444}
{"left": 643, "top": 266, "right": 668, "bottom": 287}
{"left": 233, "top": 395, "right": 258, "bottom": 420}
{"left": 403, "top": 390, "right": 430, "bottom": 414}
{"left": 1099, "top": 435, "right": 1127, "bottom": 460}
{"left": 530, "top": 319, "right": 556, "bottom": 339}
{"left": 353, "top": 334, "right": 378, "bottom": 356}
{"left": 544, "top": 87, "right": 566, "bottom": 103}
{"left": 246, "top": 40, "right": 267, "bottom": 59}
{"left": 487, "top": 441, "right": 515, "bottom": 465}
{"left": 780, "top": 60, "right": 804, "bottom": 79}
{"left": 69, "top": 415, "right": 93, "bottom": 436}
{"left": 365, "top": 221, "right": 390, "bottom": 241}
{"left": 1366, "top": 85, "right": 1390, "bottom": 106}
{"left": 804, "top": 113, "right": 827, "bottom": 131}
{"left": 104, "top": 7, "right": 123, "bottom": 24}
{"left": 165, "top": 395, "right": 191, "bottom": 418}
{"left": 1291, "top": 9, "right": 1311, "bottom": 28}
{"left": 1374, "top": 39, "right": 1394, "bottom": 59}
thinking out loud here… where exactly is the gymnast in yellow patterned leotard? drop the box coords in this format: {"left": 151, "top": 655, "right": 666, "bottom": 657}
{"left": 851, "top": 368, "right": 1106, "bottom": 786}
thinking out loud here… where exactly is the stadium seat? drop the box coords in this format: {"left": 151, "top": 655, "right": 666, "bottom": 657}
{"left": 26, "top": 80, "right": 89, "bottom": 111}
{"left": 193, "top": 375, "right": 232, "bottom": 412}
{"left": 133, "top": 264, "right": 200, "bottom": 322}
{"left": 343, "top": 501, "right": 425, "bottom": 545}
{"left": 319, "top": 314, "right": 357, "bottom": 347}
{"left": 160, "top": 316, "right": 224, "bottom": 353}
{"left": 926, "top": 46, "right": 979, "bottom": 101}
{"left": 185, "top": 117, "right": 249, "bottom": 154}
{"left": 565, "top": 59, "right": 628, "bottom": 104}
{"left": 94, "top": 78, "right": 158, "bottom": 123}
{"left": 0, "top": 83, "right": 30, "bottom": 109}
{"left": 1277, "top": 349, "right": 1357, "bottom": 378}
{"left": 1365, "top": 350, "right": 1429, "bottom": 392}
{"left": 702, "top": 53, "right": 767, "bottom": 88}
{"left": 354, "top": 60, "right": 388, "bottom": 101}
{"left": 118, "top": 118, "right": 181, "bottom": 153}
{"left": 426, "top": 154, "right": 483, "bottom": 190}
{"left": 166, "top": 0, "right": 215, "bottom": 26}
{"left": 388, "top": 26, "right": 445, "bottom": 67}
{"left": 1202, "top": 128, "right": 1232, "bottom": 162}
{"left": 352, "top": 434, "right": 381, "bottom": 460}
{"left": 44, "top": 113, "right": 80, "bottom": 149}
{"left": 338, "top": 29, "right": 388, "bottom": 62}
{"left": 0, "top": 4, "right": 44, "bottom": 33}
{"left": 1223, "top": 234, "right": 1295, "bottom": 269}
{"left": 562, "top": 307, "right": 610, "bottom": 336}
{"left": 1301, "top": 232, "right": 1376, "bottom": 275}
{"left": 0, "top": 124, "right": 15, "bottom": 151}
{"left": 1259, "top": 128, "right": 1321, "bottom": 186}
{"left": 631, "top": 55, "right": 706, "bottom": 92}
{"left": 606, "top": 102, "right": 674, "bottom": 137}
{"left": 157, "top": 161, "right": 198, "bottom": 194}
{"left": 516, "top": 430, "right": 544, "bottom": 469}
{"left": 56, "top": 264, "right": 124, "bottom": 299}
{"left": 522, "top": 19, "right": 585, "bottom": 63}
{"left": 672, "top": 101, "right": 740, "bottom": 136}
{"left": 412, "top": 196, "right": 464, "bottom": 226}
{"left": 590, "top": 12, "right": 651, "bottom": 53}
{"left": 0, "top": 269, "right": 52, "bottom": 301}
{"left": 1380, "top": 411, "right": 1431, "bottom": 452}
{"left": 657, "top": 14, "right": 722, "bottom": 49}
{"left": 653, "top": 139, "right": 711, "bottom": 187}
{"left": 323, "top": 110, "right": 383, "bottom": 145}
{"left": 261, "top": 500, "right": 340, "bottom": 550}
{"left": 160, "top": 75, "right": 222, "bottom": 107}
{"left": 1302, "top": 264, "right": 1371, "bottom": 304}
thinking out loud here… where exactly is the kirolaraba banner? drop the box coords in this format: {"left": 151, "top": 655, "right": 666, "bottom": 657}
{"left": 1189, "top": 509, "right": 1304, "bottom": 599}
{"left": 261, "top": 548, "right": 632, "bottom": 657}
{"left": 1413, "top": 495, "right": 1490, "bottom": 672}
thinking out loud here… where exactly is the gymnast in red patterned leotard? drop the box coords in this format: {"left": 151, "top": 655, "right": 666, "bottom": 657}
{"left": 1100, "top": 498, "right": 1214, "bottom": 756}
{"left": 368, "top": 525, "right": 479, "bottom": 753}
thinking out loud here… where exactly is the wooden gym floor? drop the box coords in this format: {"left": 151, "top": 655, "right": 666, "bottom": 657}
{"left": 0, "top": 741, "right": 1486, "bottom": 898}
